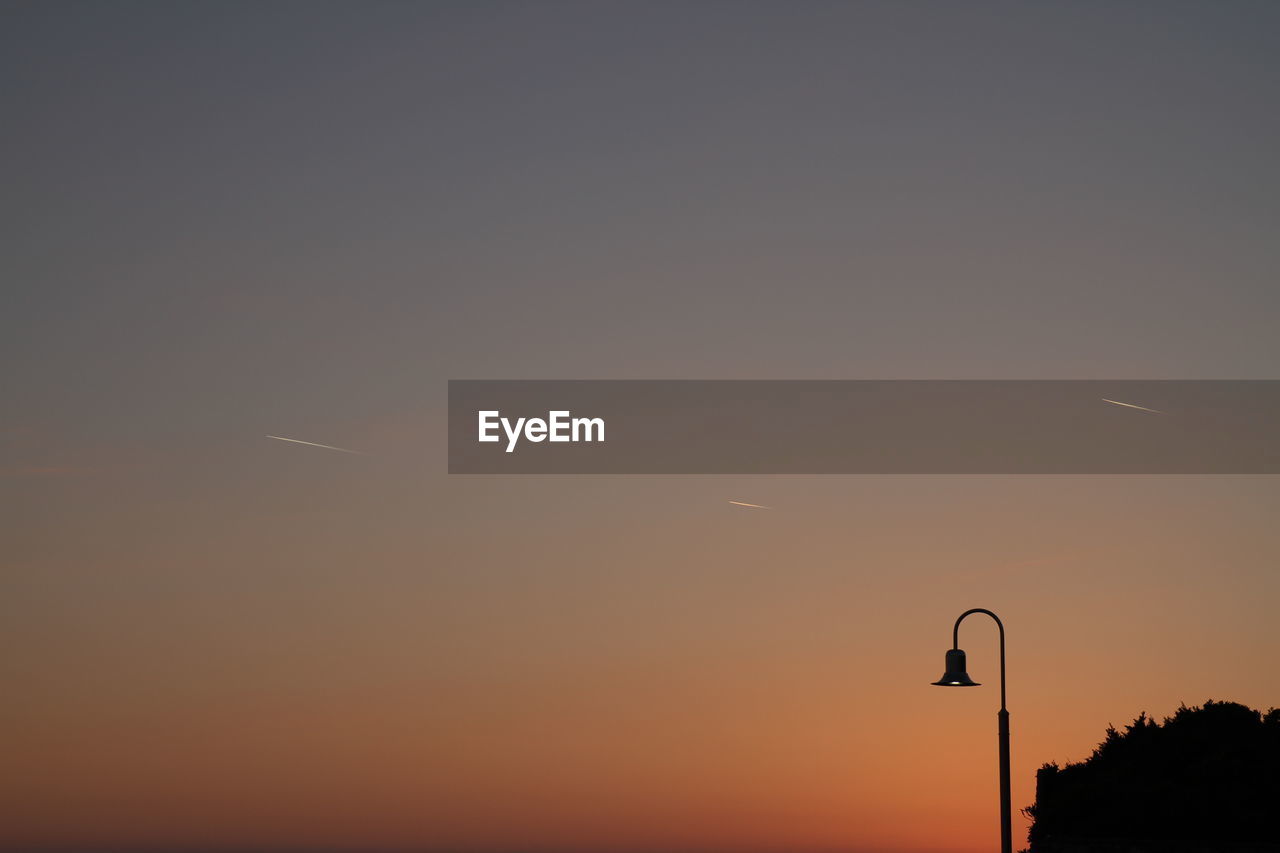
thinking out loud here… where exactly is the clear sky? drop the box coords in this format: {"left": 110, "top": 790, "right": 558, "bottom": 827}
{"left": 4, "top": 2, "right": 1280, "bottom": 852}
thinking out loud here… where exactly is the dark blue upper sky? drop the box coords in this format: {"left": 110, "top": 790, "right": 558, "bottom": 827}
{"left": 6, "top": 2, "right": 1280, "bottom": 445}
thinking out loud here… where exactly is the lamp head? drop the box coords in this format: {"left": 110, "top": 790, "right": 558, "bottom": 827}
{"left": 932, "top": 648, "right": 980, "bottom": 687}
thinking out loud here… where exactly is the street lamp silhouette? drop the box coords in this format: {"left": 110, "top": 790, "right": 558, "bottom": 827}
{"left": 933, "top": 608, "right": 1011, "bottom": 853}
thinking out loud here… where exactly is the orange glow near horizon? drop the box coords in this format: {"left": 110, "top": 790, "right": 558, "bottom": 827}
{"left": 5, "top": 459, "right": 1278, "bottom": 853}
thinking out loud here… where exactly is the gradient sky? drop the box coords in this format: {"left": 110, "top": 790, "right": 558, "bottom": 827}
{"left": 4, "top": 2, "right": 1280, "bottom": 852}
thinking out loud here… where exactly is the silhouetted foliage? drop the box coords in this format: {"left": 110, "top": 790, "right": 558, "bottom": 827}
{"left": 1025, "top": 700, "right": 1280, "bottom": 851}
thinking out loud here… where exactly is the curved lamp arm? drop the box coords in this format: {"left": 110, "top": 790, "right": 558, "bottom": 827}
{"left": 952, "top": 607, "right": 1006, "bottom": 712}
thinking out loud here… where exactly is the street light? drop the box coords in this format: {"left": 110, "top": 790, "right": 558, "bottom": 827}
{"left": 932, "top": 608, "right": 1011, "bottom": 853}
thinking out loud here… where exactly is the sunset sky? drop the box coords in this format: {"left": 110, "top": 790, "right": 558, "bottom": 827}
{"left": 4, "top": 2, "right": 1280, "bottom": 852}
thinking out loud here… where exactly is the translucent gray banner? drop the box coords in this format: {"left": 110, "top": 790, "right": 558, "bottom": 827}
{"left": 448, "top": 381, "right": 1280, "bottom": 474}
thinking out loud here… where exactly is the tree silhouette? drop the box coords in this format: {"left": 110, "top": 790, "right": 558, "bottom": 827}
{"left": 1025, "top": 700, "right": 1280, "bottom": 851}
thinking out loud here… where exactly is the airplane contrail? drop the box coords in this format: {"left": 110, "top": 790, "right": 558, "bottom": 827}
{"left": 266, "top": 435, "right": 367, "bottom": 454}
{"left": 728, "top": 500, "right": 770, "bottom": 509}
{"left": 1101, "top": 398, "right": 1166, "bottom": 415}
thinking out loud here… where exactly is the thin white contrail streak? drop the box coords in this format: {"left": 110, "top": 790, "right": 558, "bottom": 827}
{"left": 728, "top": 500, "right": 770, "bottom": 509}
{"left": 1100, "top": 399, "right": 1166, "bottom": 415}
{"left": 266, "top": 435, "right": 367, "bottom": 454}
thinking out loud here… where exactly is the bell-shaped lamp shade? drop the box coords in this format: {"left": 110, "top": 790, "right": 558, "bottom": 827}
{"left": 932, "top": 648, "right": 980, "bottom": 686}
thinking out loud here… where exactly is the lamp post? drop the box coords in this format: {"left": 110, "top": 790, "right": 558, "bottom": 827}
{"left": 932, "top": 608, "right": 1011, "bottom": 853}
